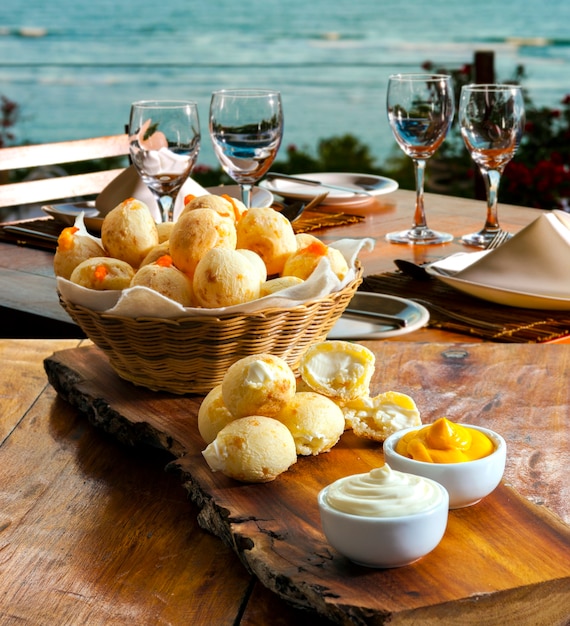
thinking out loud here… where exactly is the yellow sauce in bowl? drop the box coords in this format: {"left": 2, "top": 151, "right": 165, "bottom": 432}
{"left": 395, "top": 417, "right": 494, "bottom": 463}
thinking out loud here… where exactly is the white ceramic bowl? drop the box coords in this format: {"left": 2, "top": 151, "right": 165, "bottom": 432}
{"left": 383, "top": 424, "right": 506, "bottom": 509}
{"left": 317, "top": 479, "right": 449, "bottom": 568}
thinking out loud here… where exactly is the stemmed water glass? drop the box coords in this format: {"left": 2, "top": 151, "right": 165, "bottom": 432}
{"left": 128, "top": 100, "right": 201, "bottom": 223}
{"left": 386, "top": 73, "right": 455, "bottom": 244}
{"left": 459, "top": 84, "right": 525, "bottom": 247}
{"left": 209, "top": 89, "right": 283, "bottom": 208}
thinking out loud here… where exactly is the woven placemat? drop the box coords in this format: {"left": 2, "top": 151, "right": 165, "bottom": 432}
{"left": 291, "top": 209, "right": 365, "bottom": 233}
{"left": 360, "top": 271, "right": 570, "bottom": 343}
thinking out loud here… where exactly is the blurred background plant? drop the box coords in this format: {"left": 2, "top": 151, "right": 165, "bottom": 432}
{"left": 2, "top": 62, "right": 569, "bottom": 211}
{"left": 0, "top": 96, "right": 19, "bottom": 149}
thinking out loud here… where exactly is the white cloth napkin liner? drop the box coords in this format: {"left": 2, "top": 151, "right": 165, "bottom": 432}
{"left": 58, "top": 237, "right": 375, "bottom": 319}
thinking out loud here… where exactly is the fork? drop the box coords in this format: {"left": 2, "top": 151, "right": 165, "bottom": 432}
{"left": 485, "top": 230, "right": 512, "bottom": 250}
{"left": 279, "top": 192, "right": 329, "bottom": 222}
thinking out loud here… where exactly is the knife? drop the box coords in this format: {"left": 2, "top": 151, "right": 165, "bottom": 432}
{"left": 342, "top": 308, "right": 408, "bottom": 328}
{"left": 265, "top": 173, "right": 374, "bottom": 196}
{"left": 3, "top": 225, "right": 60, "bottom": 242}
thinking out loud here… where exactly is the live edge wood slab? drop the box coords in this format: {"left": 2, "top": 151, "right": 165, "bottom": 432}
{"left": 44, "top": 342, "right": 570, "bottom": 626}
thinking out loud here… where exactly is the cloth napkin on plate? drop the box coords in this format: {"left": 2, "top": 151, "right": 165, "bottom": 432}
{"left": 432, "top": 210, "right": 570, "bottom": 299}
{"left": 95, "top": 165, "right": 208, "bottom": 222}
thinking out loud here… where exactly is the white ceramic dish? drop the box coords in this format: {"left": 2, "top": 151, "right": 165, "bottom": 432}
{"left": 327, "top": 293, "right": 430, "bottom": 339}
{"left": 42, "top": 184, "right": 273, "bottom": 234}
{"left": 260, "top": 172, "right": 398, "bottom": 208}
{"left": 383, "top": 424, "right": 507, "bottom": 509}
{"left": 428, "top": 267, "right": 570, "bottom": 310}
{"left": 42, "top": 201, "right": 103, "bottom": 232}
{"left": 318, "top": 476, "right": 448, "bottom": 568}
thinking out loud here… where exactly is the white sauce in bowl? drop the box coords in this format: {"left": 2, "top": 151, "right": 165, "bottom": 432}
{"left": 325, "top": 464, "right": 443, "bottom": 517}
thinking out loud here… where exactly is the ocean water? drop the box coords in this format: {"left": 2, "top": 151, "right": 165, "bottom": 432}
{"left": 1, "top": 0, "right": 569, "bottom": 169}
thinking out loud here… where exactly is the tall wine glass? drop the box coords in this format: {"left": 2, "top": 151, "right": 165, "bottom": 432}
{"left": 386, "top": 73, "right": 455, "bottom": 244}
{"left": 209, "top": 89, "right": 283, "bottom": 207}
{"left": 128, "top": 100, "right": 201, "bottom": 223}
{"left": 459, "top": 84, "right": 525, "bottom": 247}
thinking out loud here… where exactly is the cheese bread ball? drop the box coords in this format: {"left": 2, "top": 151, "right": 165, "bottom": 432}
{"left": 260, "top": 275, "right": 304, "bottom": 297}
{"left": 169, "top": 208, "right": 237, "bottom": 277}
{"left": 140, "top": 241, "right": 170, "bottom": 267}
{"left": 236, "top": 207, "right": 297, "bottom": 275}
{"left": 276, "top": 391, "right": 345, "bottom": 456}
{"left": 70, "top": 256, "right": 135, "bottom": 290}
{"left": 131, "top": 255, "right": 193, "bottom": 306}
{"left": 282, "top": 240, "right": 349, "bottom": 281}
{"left": 198, "top": 384, "right": 236, "bottom": 444}
{"left": 202, "top": 415, "right": 297, "bottom": 483}
{"left": 236, "top": 249, "right": 267, "bottom": 282}
{"left": 222, "top": 354, "right": 297, "bottom": 419}
{"left": 193, "top": 247, "right": 262, "bottom": 308}
{"left": 299, "top": 340, "right": 375, "bottom": 401}
{"left": 53, "top": 226, "right": 107, "bottom": 279}
{"left": 156, "top": 221, "right": 176, "bottom": 243}
{"left": 101, "top": 197, "right": 159, "bottom": 268}
{"left": 295, "top": 233, "right": 321, "bottom": 249}
{"left": 181, "top": 193, "right": 245, "bottom": 223}
{"left": 341, "top": 391, "right": 421, "bottom": 442}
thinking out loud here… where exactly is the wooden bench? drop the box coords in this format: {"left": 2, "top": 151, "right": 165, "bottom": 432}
{"left": 0, "top": 134, "right": 129, "bottom": 218}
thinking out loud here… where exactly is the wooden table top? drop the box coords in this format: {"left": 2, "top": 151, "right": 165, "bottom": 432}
{"left": 0, "top": 338, "right": 323, "bottom": 625}
{"left": 2, "top": 337, "right": 570, "bottom": 625}
{"left": 1, "top": 190, "right": 568, "bottom": 623}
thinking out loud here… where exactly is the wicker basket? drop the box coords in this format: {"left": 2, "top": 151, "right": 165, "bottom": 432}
{"left": 60, "top": 264, "right": 362, "bottom": 395}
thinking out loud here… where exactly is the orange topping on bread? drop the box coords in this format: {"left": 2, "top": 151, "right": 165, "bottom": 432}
{"left": 58, "top": 226, "right": 79, "bottom": 251}
{"left": 222, "top": 194, "right": 242, "bottom": 222}
{"left": 156, "top": 254, "right": 174, "bottom": 268}
{"left": 303, "top": 240, "right": 328, "bottom": 256}
{"left": 94, "top": 264, "right": 109, "bottom": 282}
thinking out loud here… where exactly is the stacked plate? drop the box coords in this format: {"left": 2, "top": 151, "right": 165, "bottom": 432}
{"left": 260, "top": 172, "right": 398, "bottom": 209}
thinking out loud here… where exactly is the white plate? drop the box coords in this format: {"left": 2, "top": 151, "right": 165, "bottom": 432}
{"left": 42, "top": 201, "right": 103, "bottom": 232}
{"left": 328, "top": 293, "right": 430, "bottom": 339}
{"left": 428, "top": 268, "right": 570, "bottom": 310}
{"left": 42, "top": 184, "right": 273, "bottom": 234}
{"left": 260, "top": 172, "right": 398, "bottom": 208}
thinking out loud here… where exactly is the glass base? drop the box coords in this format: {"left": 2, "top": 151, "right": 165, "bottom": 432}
{"left": 386, "top": 228, "right": 454, "bottom": 245}
{"left": 461, "top": 230, "right": 511, "bottom": 248}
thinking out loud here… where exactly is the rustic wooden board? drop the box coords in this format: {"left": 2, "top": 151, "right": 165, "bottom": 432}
{"left": 44, "top": 342, "right": 570, "bottom": 625}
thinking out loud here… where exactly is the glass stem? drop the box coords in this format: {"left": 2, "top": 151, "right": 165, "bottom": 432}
{"left": 240, "top": 183, "right": 253, "bottom": 208}
{"left": 412, "top": 158, "right": 428, "bottom": 231}
{"left": 154, "top": 193, "right": 175, "bottom": 223}
{"left": 482, "top": 169, "right": 501, "bottom": 232}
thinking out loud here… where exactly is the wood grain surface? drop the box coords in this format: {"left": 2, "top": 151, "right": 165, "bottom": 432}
{"left": 44, "top": 342, "right": 570, "bottom": 625}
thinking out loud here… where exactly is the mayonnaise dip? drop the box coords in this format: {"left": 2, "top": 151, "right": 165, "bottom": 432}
{"left": 325, "top": 464, "right": 443, "bottom": 517}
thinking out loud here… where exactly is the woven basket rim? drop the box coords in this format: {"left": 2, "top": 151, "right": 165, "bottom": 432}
{"left": 60, "top": 262, "right": 362, "bottom": 324}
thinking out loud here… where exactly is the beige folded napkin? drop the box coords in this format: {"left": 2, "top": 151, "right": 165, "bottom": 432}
{"left": 432, "top": 211, "right": 570, "bottom": 299}
{"left": 95, "top": 165, "right": 208, "bottom": 222}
